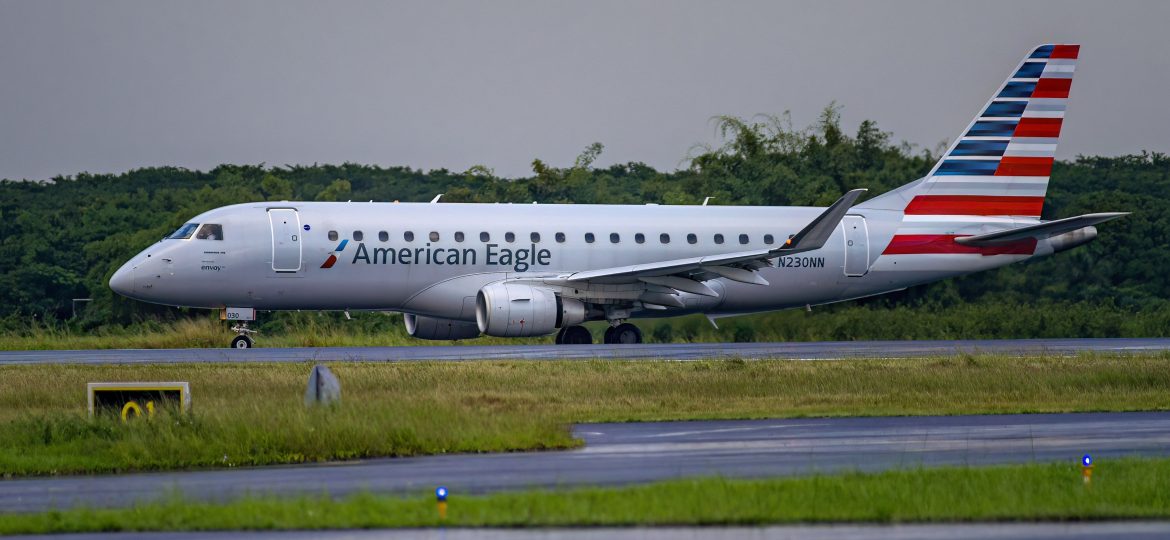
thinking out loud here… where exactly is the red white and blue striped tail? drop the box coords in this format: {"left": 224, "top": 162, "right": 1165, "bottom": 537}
{"left": 867, "top": 44, "right": 1079, "bottom": 258}
{"left": 911, "top": 44, "right": 1078, "bottom": 219}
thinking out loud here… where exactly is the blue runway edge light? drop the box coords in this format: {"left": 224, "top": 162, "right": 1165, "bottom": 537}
{"left": 435, "top": 486, "right": 448, "bottom": 501}
{"left": 1083, "top": 454, "right": 1093, "bottom": 467}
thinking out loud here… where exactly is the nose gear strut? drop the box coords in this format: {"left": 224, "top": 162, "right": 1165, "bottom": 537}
{"left": 229, "top": 323, "right": 257, "bottom": 349}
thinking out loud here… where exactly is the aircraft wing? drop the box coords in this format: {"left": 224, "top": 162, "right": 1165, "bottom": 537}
{"left": 955, "top": 212, "right": 1129, "bottom": 246}
{"left": 541, "top": 189, "right": 866, "bottom": 299}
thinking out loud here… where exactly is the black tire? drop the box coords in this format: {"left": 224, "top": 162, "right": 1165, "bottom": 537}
{"left": 612, "top": 323, "right": 643, "bottom": 344}
{"left": 603, "top": 326, "right": 617, "bottom": 344}
{"left": 230, "top": 335, "right": 254, "bottom": 349}
{"left": 560, "top": 325, "right": 593, "bottom": 345}
{"left": 554, "top": 326, "right": 567, "bottom": 345}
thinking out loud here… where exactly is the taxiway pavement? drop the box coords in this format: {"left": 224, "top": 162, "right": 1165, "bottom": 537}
{"left": 2, "top": 411, "right": 1167, "bottom": 513}
{"left": 1, "top": 337, "right": 1168, "bottom": 365}
{"left": 9, "top": 522, "right": 1170, "bottom": 539}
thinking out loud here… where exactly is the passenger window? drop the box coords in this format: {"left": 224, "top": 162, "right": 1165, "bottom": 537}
{"left": 714, "top": 234, "right": 724, "bottom": 244}
{"left": 429, "top": 231, "right": 440, "bottom": 242}
{"left": 585, "top": 233, "right": 595, "bottom": 243}
{"left": 635, "top": 233, "right": 645, "bottom": 244}
{"left": 455, "top": 231, "right": 465, "bottom": 242}
{"left": 328, "top": 230, "right": 338, "bottom": 242}
{"left": 739, "top": 234, "right": 749, "bottom": 245}
{"left": 480, "top": 232, "right": 490, "bottom": 242}
{"left": 764, "top": 234, "right": 774, "bottom": 245}
{"left": 687, "top": 233, "right": 697, "bottom": 244}
{"left": 378, "top": 231, "right": 389, "bottom": 242}
{"left": 196, "top": 224, "right": 223, "bottom": 240}
{"left": 660, "top": 233, "right": 670, "bottom": 244}
{"left": 505, "top": 232, "right": 516, "bottom": 243}
{"left": 404, "top": 231, "right": 415, "bottom": 242}
{"left": 610, "top": 233, "right": 620, "bottom": 243}
{"left": 353, "top": 231, "right": 364, "bottom": 241}
{"left": 531, "top": 232, "right": 541, "bottom": 243}
{"left": 555, "top": 232, "right": 566, "bottom": 243}
{"left": 168, "top": 223, "right": 199, "bottom": 240}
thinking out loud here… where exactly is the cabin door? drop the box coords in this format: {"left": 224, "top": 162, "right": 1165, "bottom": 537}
{"left": 842, "top": 215, "right": 870, "bottom": 277}
{"left": 268, "top": 208, "right": 302, "bottom": 273}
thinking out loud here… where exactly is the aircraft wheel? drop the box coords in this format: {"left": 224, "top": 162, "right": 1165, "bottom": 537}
{"left": 554, "top": 326, "right": 567, "bottom": 345}
{"left": 230, "top": 335, "right": 254, "bottom": 349}
{"left": 560, "top": 325, "right": 593, "bottom": 345}
{"left": 603, "top": 326, "right": 617, "bottom": 344}
{"left": 610, "top": 323, "right": 642, "bottom": 344}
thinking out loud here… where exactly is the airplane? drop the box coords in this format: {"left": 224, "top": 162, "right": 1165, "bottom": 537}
{"left": 110, "top": 44, "right": 1127, "bottom": 348}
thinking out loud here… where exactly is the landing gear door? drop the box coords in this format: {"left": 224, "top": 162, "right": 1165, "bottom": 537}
{"left": 843, "top": 215, "right": 870, "bottom": 277}
{"left": 268, "top": 208, "right": 302, "bottom": 273}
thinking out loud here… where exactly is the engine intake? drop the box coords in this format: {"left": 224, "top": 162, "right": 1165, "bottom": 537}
{"left": 476, "top": 282, "right": 585, "bottom": 337}
{"left": 404, "top": 313, "right": 481, "bottom": 340}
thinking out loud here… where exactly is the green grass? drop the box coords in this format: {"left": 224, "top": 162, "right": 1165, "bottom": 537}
{"left": 1, "top": 355, "right": 1169, "bottom": 476}
{"left": 0, "top": 315, "right": 554, "bottom": 349}
{"left": 5, "top": 298, "right": 1170, "bottom": 350}
{"left": 3, "top": 458, "right": 1170, "bottom": 533}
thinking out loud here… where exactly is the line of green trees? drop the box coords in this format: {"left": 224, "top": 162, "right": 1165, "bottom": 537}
{"left": 1, "top": 105, "right": 1166, "bottom": 337}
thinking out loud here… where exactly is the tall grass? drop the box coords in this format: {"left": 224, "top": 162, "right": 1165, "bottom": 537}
{"left": 3, "top": 300, "right": 1167, "bottom": 350}
{"left": 1, "top": 355, "right": 1168, "bottom": 476}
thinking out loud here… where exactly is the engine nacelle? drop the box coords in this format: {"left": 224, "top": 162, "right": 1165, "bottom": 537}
{"left": 404, "top": 313, "right": 481, "bottom": 341}
{"left": 475, "top": 282, "right": 586, "bottom": 337}
{"left": 1050, "top": 226, "right": 1098, "bottom": 254}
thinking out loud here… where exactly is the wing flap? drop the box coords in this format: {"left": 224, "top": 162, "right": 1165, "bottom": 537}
{"left": 563, "top": 249, "right": 770, "bottom": 283}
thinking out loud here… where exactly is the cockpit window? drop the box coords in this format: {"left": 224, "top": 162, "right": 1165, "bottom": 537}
{"left": 195, "top": 223, "right": 224, "bottom": 240}
{"left": 168, "top": 223, "right": 199, "bottom": 240}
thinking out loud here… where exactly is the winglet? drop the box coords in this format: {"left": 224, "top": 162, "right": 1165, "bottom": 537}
{"left": 774, "top": 189, "right": 867, "bottom": 255}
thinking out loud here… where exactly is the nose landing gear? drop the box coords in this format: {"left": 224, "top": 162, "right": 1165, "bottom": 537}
{"left": 229, "top": 323, "right": 257, "bottom": 349}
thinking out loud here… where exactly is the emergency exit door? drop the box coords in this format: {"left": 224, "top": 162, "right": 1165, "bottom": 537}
{"left": 268, "top": 208, "right": 302, "bottom": 272}
{"left": 842, "top": 215, "right": 870, "bottom": 277}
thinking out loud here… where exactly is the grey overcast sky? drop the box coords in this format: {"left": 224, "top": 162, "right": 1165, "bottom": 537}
{"left": 0, "top": 0, "right": 1167, "bottom": 181}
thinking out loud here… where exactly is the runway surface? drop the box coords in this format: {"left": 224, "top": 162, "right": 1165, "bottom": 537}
{"left": 3, "top": 411, "right": 1168, "bottom": 513}
{"left": 1, "top": 337, "right": 1168, "bottom": 365}
{"left": 10, "top": 522, "right": 1170, "bottom": 540}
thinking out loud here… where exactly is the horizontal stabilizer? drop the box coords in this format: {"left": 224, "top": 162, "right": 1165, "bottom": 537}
{"left": 774, "top": 189, "right": 867, "bottom": 255}
{"left": 955, "top": 212, "right": 1129, "bottom": 246}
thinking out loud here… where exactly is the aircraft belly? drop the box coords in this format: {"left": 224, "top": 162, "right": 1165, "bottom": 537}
{"left": 716, "top": 264, "right": 842, "bottom": 312}
{"left": 868, "top": 253, "right": 1031, "bottom": 274}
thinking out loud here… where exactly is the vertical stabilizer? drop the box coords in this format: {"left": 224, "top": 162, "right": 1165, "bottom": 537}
{"left": 863, "top": 44, "right": 1079, "bottom": 257}
{"left": 862, "top": 44, "right": 1079, "bottom": 220}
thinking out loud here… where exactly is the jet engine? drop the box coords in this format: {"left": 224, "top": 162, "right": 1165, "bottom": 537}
{"left": 476, "top": 282, "right": 586, "bottom": 337}
{"left": 1050, "top": 226, "right": 1098, "bottom": 253}
{"left": 404, "top": 313, "right": 481, "bottom": 340}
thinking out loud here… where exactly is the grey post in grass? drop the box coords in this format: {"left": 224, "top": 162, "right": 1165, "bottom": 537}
{"left": 304, "top": 364, "right": 341, "bottom": 406}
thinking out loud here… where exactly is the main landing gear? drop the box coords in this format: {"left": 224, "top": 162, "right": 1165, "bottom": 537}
{"left": 554, "top": 325, "right": 593, "bottom": 345}
{"left": 554, "top": 323, "right": 644, "bottom": 345}
{"left": 604, "top": 323, "right": 643, "bottom": 344}
{"left": 229, "top": 323, "right": 257, "bottom": 349}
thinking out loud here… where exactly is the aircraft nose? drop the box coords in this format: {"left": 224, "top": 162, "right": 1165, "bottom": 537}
{"left": 109, "top": 263, "right": 136, "bottom": 297}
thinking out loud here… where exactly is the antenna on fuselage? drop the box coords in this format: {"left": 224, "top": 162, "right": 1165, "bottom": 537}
{"left": 430, "top": 194, "right": 444, "bottom": 203}
{"left": 702, "top": 197, "right": 714, "bottom": 206}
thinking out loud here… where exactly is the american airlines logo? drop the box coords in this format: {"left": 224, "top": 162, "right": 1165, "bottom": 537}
{"left": 320, "top": 240, "right": 348, "bottom": 269}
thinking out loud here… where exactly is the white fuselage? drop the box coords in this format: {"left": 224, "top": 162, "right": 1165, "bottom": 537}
{"left": 110, "top": 200, "right": 1040, "bottom": 322}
